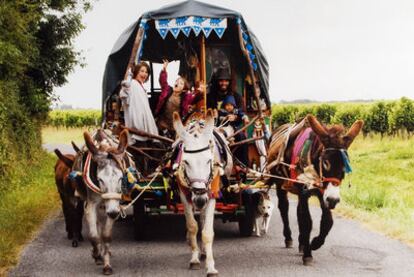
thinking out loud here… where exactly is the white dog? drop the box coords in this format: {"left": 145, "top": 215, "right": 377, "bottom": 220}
{"left": 252, "top": 191, "right": 274, "bottom": 237}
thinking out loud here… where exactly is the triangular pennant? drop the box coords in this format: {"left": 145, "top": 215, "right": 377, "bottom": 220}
{"left": 210, "top": 18, "right": 223, "bottom": 26}
{"left": 214, "top": 28, "right": 225, "bottom": 38}
{"left": 175, "top": 16, "right": 189, "bottom": 26}
{"left": 202, "top": 27, "right": 213, "bottom": 38}
{"left": 158, "top": 28, "right": 169, "bottom": 39}
{"left": 170, "top": 28, "right": 180, "bottom": 38}
{"left": 242, "top": 32, "right": 249, "bottom": 42}
{"left": 193, "top": 16, "right": 205, "bottom": 26}
{"left": 192, "top": 25, "right": 202, "bottom": 36}
{"left": 158, "top": 19, "right": 170, "bottom": 28}
{"left": 181, "top": 26, "right": 192, "bottom": 37}
{"left": 249, "top": 52, "right": 256, "bottom": 60}
{"left": 251, "top": 61, "right": 258, "bottom": 71}
{"left": 246, "top": 43, "right": 253, "bottom": 51}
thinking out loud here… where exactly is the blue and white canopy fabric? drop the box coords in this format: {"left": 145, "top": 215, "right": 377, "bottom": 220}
{"left": 237, "top": 17, "right": 257, "bottom": 71}
{"left": 155, "top": 16, "right": 227, "bottom": 39}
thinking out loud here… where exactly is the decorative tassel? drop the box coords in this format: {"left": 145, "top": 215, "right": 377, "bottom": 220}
{"left": 340, "top": 150, "right": 352, "bottom": 173}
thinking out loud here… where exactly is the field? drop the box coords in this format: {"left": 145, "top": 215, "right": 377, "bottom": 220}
{"left": 339, "top": 135, "right": 414, "bottom": 245}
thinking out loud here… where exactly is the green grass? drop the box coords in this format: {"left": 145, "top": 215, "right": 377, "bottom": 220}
{"left": 338, "top": 135, "right": 414, "bottom": 245}
{"left": 0, "top": 152, "right": 59, "bottom": 275}
{"left": 42, "top": 126, "right": 87, "bottom": 145}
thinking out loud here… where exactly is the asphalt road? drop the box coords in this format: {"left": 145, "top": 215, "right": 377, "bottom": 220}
{"left": 9, "top": 196, "right": 414, "bottom": 277}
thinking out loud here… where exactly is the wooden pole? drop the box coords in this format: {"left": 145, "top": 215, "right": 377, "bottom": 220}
{"left": 124, "top": 27, "right": 145, "bottom": 79}
{"left": 227, "top": 114, "right": 260, "bottom": 139}
{"left": 121, "top": 125, "right": 174, "bottom": 144}
{"left": 200, "top": 35, "right": 207, "bottom": 114}
{"left": 229, "top": 136, "right": 264, "bottom": 148}
{"left": 127, "top": 145, "right": 161, "bottom": 162}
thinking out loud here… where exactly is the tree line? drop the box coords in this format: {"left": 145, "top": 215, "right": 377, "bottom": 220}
{"left": 272, "top": 97, "right": 414, "bottom": 136}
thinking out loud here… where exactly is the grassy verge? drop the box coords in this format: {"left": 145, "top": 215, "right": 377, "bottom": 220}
{"left": 338, "top": 135, "right": 414, "bottom": 245}
{"left": 0, "top": 152, "right": 59, "bottom": 275}
{"left": 41, "top": 126, "right": 86, "bottom": 145}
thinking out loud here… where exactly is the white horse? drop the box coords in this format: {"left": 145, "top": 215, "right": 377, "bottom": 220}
{"left": 173, "top": 110, "right": 232, "bottom": 277}
{"left": 83, "top": 129, "right": 129, "bottom": 275}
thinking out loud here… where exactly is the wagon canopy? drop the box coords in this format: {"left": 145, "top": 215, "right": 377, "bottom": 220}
{"left": 102, "top": 0, "right": 270, "bottom": 108}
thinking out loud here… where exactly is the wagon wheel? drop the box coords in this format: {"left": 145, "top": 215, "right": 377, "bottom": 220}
{"left": 238, "top": 191, "right": 254, "bottom": 237}
{"left": 133, "top": 198, "right": 147, "bottom": 241}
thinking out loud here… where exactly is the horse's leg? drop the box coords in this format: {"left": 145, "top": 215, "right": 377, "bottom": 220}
{"left": 85, "top": 200, "right": 103, "bottom": 265}
{"left": 179, "top": 192, "right": 200, "bottom": 269}
{"left": 202, "top": 198, "right": 218, "bottom": 276}
{"left": 297, "top": 193, "right": 313, "bottom": 265}
{"left": 311, "top": 195, "right": 333, "bottom": 251}
{"left": 101, "top": 215, "right": 115, "bottom": 275}
{"left": 277, "top": 185, "right": 293, "bottom": 247}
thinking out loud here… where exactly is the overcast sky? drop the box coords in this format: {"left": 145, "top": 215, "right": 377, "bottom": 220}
{"left": 55, "top": 0, "right": 414, "bottom": 108}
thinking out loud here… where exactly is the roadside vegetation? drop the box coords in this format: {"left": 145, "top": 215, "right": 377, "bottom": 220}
{"left": 0, "top": 1, "right": 92, "bottom": 274}
{"left": 0, "top": 152, "right": 58, "bottom": 275}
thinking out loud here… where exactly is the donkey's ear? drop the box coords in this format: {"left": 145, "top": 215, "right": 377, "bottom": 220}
{"left": 202, "top": 109, "right": 215, "bottom": 136}
{"left": 343, "top": 120, "right": 364, "bottom": 148}
{"left": 117, "top": 129, "right": 129, "bottom": 153}
{"left": 54, "top": 149, "right": 74, "bottom": 168}
{"left": 84, "top": 131, "right": 98, "bottom": 155}
{"left": 307, "top": 114, "right": 328, "bottom": 139}
{"left": 71, "top": 141, "right": 81, "bottom": 153}
{"left": 173, "top": 112, "right": 186, "bottom": 138}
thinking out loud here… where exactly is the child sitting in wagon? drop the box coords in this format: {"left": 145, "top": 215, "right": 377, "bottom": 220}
{"left": 217, "top": 95, "right": 249, "bottom": 168}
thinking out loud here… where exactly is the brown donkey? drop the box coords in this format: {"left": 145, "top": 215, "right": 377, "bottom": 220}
{"left": 267, "top": 115, "right": 363, "bottom": 265}
{"left": 54, "top": 149, "right": 84, "bottom": 247}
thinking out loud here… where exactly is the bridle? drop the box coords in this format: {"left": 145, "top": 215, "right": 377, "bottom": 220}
{"left": 181, "top": 144, "right": 214, "bottom": 191}
{"left": 83, "top": 151, "right": 133, "bottom": 200}
{"left": 316, "top": 147, "right": 350, "bottom": 189}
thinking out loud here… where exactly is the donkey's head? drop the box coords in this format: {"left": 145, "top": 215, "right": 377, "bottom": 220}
{"left": 84, "top": 129, "right": 129, "bottom": 219}
{"left": 174, "top": 110, "right": 215, "bottom": 210}
{"left": 307, "top": 115, "right": 363, "bottom": 209}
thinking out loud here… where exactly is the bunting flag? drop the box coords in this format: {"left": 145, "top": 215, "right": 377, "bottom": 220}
{"left": 155, "top": 16, "right": 227, "bottom": 39}
{"left": 237, "top": 17, "right": 258, "bottom": 72}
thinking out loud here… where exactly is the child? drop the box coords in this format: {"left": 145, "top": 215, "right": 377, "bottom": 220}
{"left": 155, "top": 60, "right": 201, "bottom": 135}
{"left": 218, "top": 95, "right": 249, "bottom": 131}
{"left": 217, "top": 95, "right": 249, "bottom": 168}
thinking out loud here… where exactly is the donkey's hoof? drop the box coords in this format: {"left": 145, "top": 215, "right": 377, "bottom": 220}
{"left": 79, "top": 234, "right": 84, "bottom": 241}
{"left": 189, "top": 262, "right": 201, "bottom": 270}
{"left": 94, "top": 256, "right": 104, "bottom": 265}
{"left": 285, "top": 239, "right": 293, "bottom": 248}
{"left": 67, "top": 232, "right": 73, "bottom": 240}
{"left": 72, "top": 240, "right": 78, "bottom": 248}
{"left": 200, "top": 253, "right": 206, "bottom": 261}
{"left": 302, "top": 256, "right": 313, "bottom": 266}
{"left": 207, "top": 273, "right": 219, "bottom": 277}
{"left": 298, "top": 245, "right": 304, "bottom": 253}
{"left": 311, "top": 237, "right": 324, "bottom": 250}
{"left": 103, "top": 265, "right": 113, "bottom": 275}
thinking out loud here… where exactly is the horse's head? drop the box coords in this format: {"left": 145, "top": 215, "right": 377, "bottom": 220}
{"left": 307, "top": 115, "right": 363, "bottom": 209}
{"left": 174, "top": 110, "right": 215, "bottom": 210}
{"left": 84, "top": 129, "right": 129, "bottom": 219}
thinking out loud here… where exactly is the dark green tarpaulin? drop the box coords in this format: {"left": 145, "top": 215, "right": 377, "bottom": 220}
{"left": 102, "top": 0, "right": 269, "bottom": 107}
